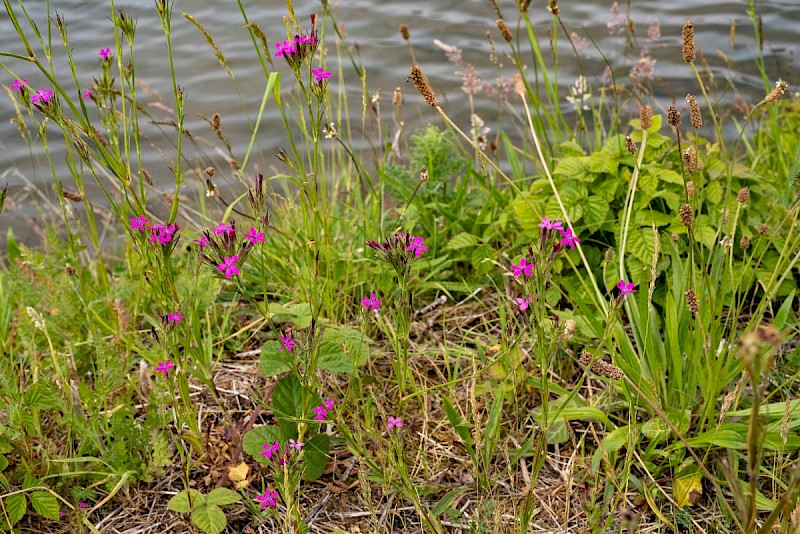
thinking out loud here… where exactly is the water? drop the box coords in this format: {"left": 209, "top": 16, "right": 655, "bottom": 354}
{"left": 1, "top": 0, "right": 797, "bottom": 248}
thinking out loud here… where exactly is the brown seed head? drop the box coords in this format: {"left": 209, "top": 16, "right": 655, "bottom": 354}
{"left": 513, "top": 73, "right": 526, "bottom": 97}
{"left": 579, "top": 352, "right": 624, "bottom": 380}
{"left": 758, "top": 223, "right": 769, "bottom": 235}
{"left": 679, "top": 203, "right": 694, "bottom": 227}
{"left": 409, "top": 65, "right": 439, "bottom": 107}
{"left": 685, "top": 289, "right": 699, "bottom": 313}
{"left": 497, "top": 19, "right": 513, "bottom": 43}
{"left": 685, "top": 181, "right": 695, "bottom": 197}
{"left": 205, "top": 166, "right": 215, "bottom": 177}
{"left": 519, "top": 0, "right": 531, "bottom": 12}
{"left": 548, "top": 0, "right": 559, "bottom": 15}
{"left": 671, "top": 232, "right": 680, "bottom": 243}
{"left": 625, "top": 135, "right": 636, "bottom": 154}
{"left": 764, "top": 80, "right": 788, "bottom": 104}
{"left": 686, "top": 94, "right": 702, "bottom": 129}
{"left": 682, "top": 20, "right": 695, "bottom": 63}
{"left": 684, "top": 146, "right": 702, "bottom": 173}
{"left": 740, "top": 235, "right": 750, "bottom": 249}
{"left": 667, "top": 104, "right": 682, "bottom": 128}
{"left": 639, "top": 105, "right": 652, "bottom": 130}
{"left": 400, "top": 24, "right": 410, "bottom": 41}
{"left": 62, "top": 190, "right": 83, "bottom": 203}
{"left": 736, "top": 186, "right": 750, "bottom": 204}
{"left": 393, "top": 86, "right": 402, "bottom": 107}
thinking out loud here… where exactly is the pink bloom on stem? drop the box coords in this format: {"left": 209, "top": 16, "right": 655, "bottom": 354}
{"left": 167, "top": 312, "right": 183, "bottom": 323}
{"left": 515, "top": 296, "right": 534, "bottom": 311}
{"left": 130, "top": 216, "right": 149, "bottom": 231}
{"left": 99, "top": 48, "right": 111, "bottom": 59}
{"left": 213, "top": 221, "right": 234, "bottom": 235}
{"left": 82, "top": 89, "right": 92, "bottom": 98}
{"left": 260, "top": 442, "right": 280, "bottom": 459}
{"left": 278, "top": 335, "right": 295, "bottom": 352}
{"left": 361, "top": 293, "right": 381, "bottom": 311}
{"left": 510, "top": 257, "right": 534, "bottom": 277}
{"left": 274, "top": 40, "right": 296, "bottom": 57}
{"left": 31, "top": 88, "right": 55, "bottom": 104}
{"left": 647, "top": 19, "right": 661, "bottom": 41}
{"left": 155, "top": 360, "right": 175, "bottom": 377}
{"left": 407, "top": 236, "right": 429, "bottom": 257}
{"left": 386, "top": 416, "right": 404, "bottom": 430}
{"left": 10, "top": 79, "right": 27, "bottom": 90}
{"left": 255, "top": 490, "right": 279, "bottom": 508}
{"left": 312, "top": 68, "right": 331, "bottom": 83}
{"left": 217, "top": 255, "right": 240, "bottom": 278}
{"left": 313, "top": 404, "right": 328, "bottom": 421}
{"left": 559, "top": 228, "right": 580, "bottom": 249}
{"left": 538, "top": 217, "right": 563, "bottom": 231}
{"left": 298, "top": 35, "right": 315, "bottom": 45}
{"left": 323, "top": 397, "right": 335, "bottom": 410}
{"left": 193, "top": 236, "right": 208, "bottom": 248}
{"left": 289, "top": 439, "right": 304, "bottom": 452}
{"left": 244, "top": 226, "right": 265, "bottom": 244}
{"left": 616, "top": 279, "right": 636, "bottom": 296}
{"left": 78, "top": 503, "right": 87, "bottom": 509}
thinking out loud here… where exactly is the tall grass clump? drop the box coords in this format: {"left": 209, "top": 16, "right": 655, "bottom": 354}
{"left": 1, "top": 0, "right": 799, "bottom": 532}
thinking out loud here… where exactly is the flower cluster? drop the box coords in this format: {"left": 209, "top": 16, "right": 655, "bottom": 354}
{"left": 278, "top": 335, "right": 295, "bottom": 352}
{"left": 313, "top": 397, "right": 336, "bottom": 421}
{"left": 194, "top": 219, "right": 257, "bottom": 280}
{"left": 367, "top": 233, "right": 428, "bottom": 280}
{"left": 129, "top": 216, "right": 181, "bottom": 253}
{"left": 273, "top": 14, "right": 319, "bottom": 70}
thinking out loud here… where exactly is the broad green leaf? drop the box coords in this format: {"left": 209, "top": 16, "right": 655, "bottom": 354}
{"left": 320, "top": 327, "right": 370, "bottom": 370}
{"left": 266, "top": 302, "right": 312, "bottom": 328}
{"left": 242, "top": 425, "right": 285, "bottom": 464}
{"left": 553, "top": 156, "right": 589, "bottom": 178}
{"left": 545, "top": 418, "right": 569, "bottom": 444}
{"left": 3, "top": 493, "right": 27, "bottom": 526}
{"left": 24, "top": 384, "right": 60, "bottom": 411}
{"left": 583, "top": 196, "right": 610, "bottom": 232}
{"left": 29, "top": 491, "right": 60, "bottom": 520}
{"left": 511, "top": 193, "right": 544, "bottom": 236}
{"left": 303, "top": 433, "right": 330, "bottom": 481}
{"left": 684, "top": 429, "right": 745, "bottom": 449}
{"left": 167, "top": 489, "right": 205, "bottom": 513}
{"left": 191, "top": 503, "right": 227, "bottom": 534}
{"left": 272, "top": 374, "right": 304, "bottom": 433}
{"left": 258, "top": 341, "right": 292, "bottom": 376}
{"left": 205, "top": 488, "right": 240, "bottom": 507}
{"left": 638, "top": 172, "right": 659, "bottom": 197}
{"left": 651, "top": 167, "right": 683, "bottom": 185}
{"left": 705, "top": 180, "right": 723, "bottom": 205}
{"left": 545, "top": 193, "right": 583, "bottom": 224}
{"left": 642, "top": 417, "right": 669, "bottom": 441}
{"left": 588, "top": 151, "right": 619, "bottom": 175}
{"left": 624, "top": 226, "right": 656, "bottom": 265}
{"left": 673, "top": 468, "right": 703, "bottom": 507}
{"left": 443, "top": 232, "right": 480, "bottom": 250}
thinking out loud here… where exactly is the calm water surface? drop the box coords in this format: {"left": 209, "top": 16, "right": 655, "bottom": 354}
{"left": 0, "top": 0, "right": 797, "bottom": 247}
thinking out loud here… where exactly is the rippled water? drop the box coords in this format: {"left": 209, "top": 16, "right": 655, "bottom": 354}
{"left": 1, "top": 0, "right": 797, "bottom": 247}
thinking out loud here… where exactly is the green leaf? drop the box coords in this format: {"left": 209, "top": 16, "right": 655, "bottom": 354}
{"left": 511, "top": 193, "right": 544, "bottom": 236}
{"left": 431, "top": 488, "right": 468, "bottom": 518}
{"left": 553, "top": 156, "right": 589, "bottom": 178}
{"left": 205, "top": 488, "right": 240, "bottom": 507}
{"left": 317, "top": 326, "right": 371, "bottom": 373}
{"left": 442, "top": 398, "right": 474, "bottom": 456}
{"left": 3, "top": 493, "right": 27, "bottom": 527}
{"left": 242, "top": 425, "right": 285, "bottom": 464}
{"left": 642, "top": 417, "right": 670, "bottom": 442}
{"left": 272, "top": 374, "right": 304, "bottom": 434}
{"left": 638, "top": 171, "right": 659, "bottom": 197}
{"left": 24, "top": 383, "right": 60, "bottom": 411}
{"left": 167, "top": 489, "right": 205, "bottom": 513}
{"left": 0, "top": 455, "right": 7, "bottom": 471}
{"left": 29, "top": 491, "right": 60, "bottom": 520}
{"left": 266, "top": 302, "right": 312, "bottom": 328}
{"left": 443, "top": 232, "right": 480, "bottom": 250}
{"left": 673, "top": 467, "right": 703, "bottom": 508}
{"left": 650, "top": 167, "right": 683, "bottom": 185}
{"left": 583, "top": 196, "right": 611, "bottom": 232}
{"left": 624, "top": 226, "right": 656, "bottom": 265}
{"left": 303, "top": 433, "right": 330, "bottom": 481}
{"left": 705, "top": 180, "right": 723, "bottom": 205}
{"left": 191, "top": 504, "right": 227, "bottom": 534}
{"left": 258, "top": 341, "right": 292, "bottom": 376}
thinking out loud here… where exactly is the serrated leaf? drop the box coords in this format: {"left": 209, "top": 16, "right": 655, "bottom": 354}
{"left": 272, "top": 374, "right": 303, "bottom": 434}
{"left": 624, "top": 226, "right": 656, "bottom": 265}
{"left": 317, "top": 326, "right": 370, "bottom": 373}
{"left": 511, "top": 193, "right": 544, "bottom": 236}
{"left": 638, "top": 172, "right": 659, "bottom": 197}
{"left": 553, "top": 156, "right": 589, "bottom": 178}
{"left": 583, "top": 196, "right": 610, "bottom": 232}
{"left": 258, "top": 341, "right": 292, "bottom": 376}
{"left": 24, "top": 384, "right": 59, "bottom": 411}
{"left": 651, "top": 167, "right": 683, "bottom": 184}
{"left": 266, "top": 302, "right": 312, "bottom": 328}
{"left": 167, "top": 489, "right": 205, "bottom": 513}
{"left": 242, "top": 425, "right": 285, "bottom": 464}
{"left": 29, "top": 491, "right": 60, "bottom": 520}
{"left": 205, "top": 488, "right": 240, "bottom": 507}
{"left": 545, "top": 194, "right": 583, "bottom": 224}
{"left": 3, "top": 493, "right": 27, "bottom": 527}
{"left": 443, "top": 232, "right": 480, "bottom": 250}
{"left": 705, "top": 180, "right": 723, "bottom": 205}
{"left": 303, "top": 433, "right": 330, "bottom": 481}
{"left": 191, "top": 504, "right": 227, "bottom": 534}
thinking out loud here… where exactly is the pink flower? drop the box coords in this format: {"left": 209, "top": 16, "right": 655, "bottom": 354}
{"left": 213, "top": 222, "right": 234, "bottom": 235}
{"left": 278, "top": 335, "right": 295, "bottom": 352}
{"left": 361, "top": 293, "right": 381, "bottom": 311}
{"left": 510, "top": 257, "right": 534, "bottom": 277}
{"left": 155, "top": 360, "right": 175, "bottom": 377}
{"left": 193, "top": 236, "right": 208, "bottom": 248}
{"left": 559, "top": 228, "right": 580, "bottom": 249}
{"left": 647, "top": 19, "right": 661, "bottom": 41}
{"left": 386, "top": 416, "right": 404, "bottom": 430}
{"left": 260, "top": 442, "right": 280, "bottom": 459}
{"left": 78, "top": 502, "right": 87, "bottom": 509}
{"left": 10, "top": 79, "right": 27, "bottom": 90}
{"left": 570, "top": 32, "right": 588, "bottom": 55}
{"left": 313, "top": 404, "right": 328, "bottom": 421}
{"left": 607, "top": 2, "right": 625, "bottom": 34}
{"left": 82, "top": 89, "right": 92, "bottom": 99}
{"left": 99, "top": 48, "right": 111, "bottom": 59}
{"left": 407, "top": 236, "right": 429, "bottom": 257}
{"left": 31, "top": 88, "right": 55, "bottom": 104}
{"left": 616, "top": 279, "right": 636, "bottom": 296}
{"left": 167, "top": 312, "right": 183, "bottom": 323}
{"left": 538, "top": 217, "right": 563, "bottom": 231}
{"left": 515, "top": 296, "right": 534, "bottom": 311}
{"left": 148, "top": 223, "right": 178, "bottom": 245}
{"left": 217, "top": 255, "right": 240, "bottom": 278}
{"left": 256, "top": 490, "right": 279, "bottom": 508}
{"left": 289, "top": 439, "right": 304, "bottom": 452}
{"left": 298, "top": 35, "right": 315, "bottom": 45}
{"left": 312, "top": 68, "right": 331, "bottom": 83}
{"left": 244, "top": 226, "right": 265, "bottom": 244}
{"left": 274, "top": 40, "right": 296, "bottom": 57}
{"left": 323, "top": 397, "right": 335, "bottom": 410}
{"left": 129, "top": 216, "right": 149, "bottom": 231}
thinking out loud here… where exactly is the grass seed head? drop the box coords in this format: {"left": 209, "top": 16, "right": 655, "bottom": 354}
{"left": 639, "top": 105, "right": 652, "bottom": 130}
{"left": 409, "top": 65, "right": 439, "bottom": 107}
{"left": 682, "top": 20, "right": 695, "bottom": 63}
